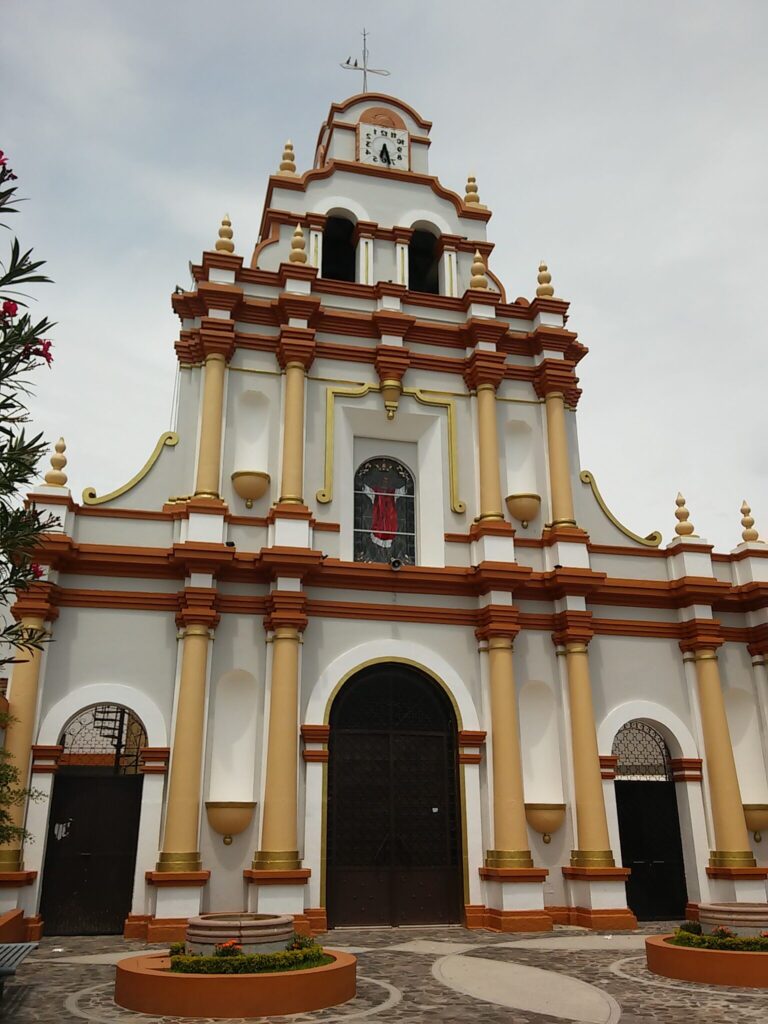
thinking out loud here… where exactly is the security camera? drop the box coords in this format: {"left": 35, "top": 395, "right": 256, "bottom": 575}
{"left": 390, "top": 557, "right": 403, "bottom": 571}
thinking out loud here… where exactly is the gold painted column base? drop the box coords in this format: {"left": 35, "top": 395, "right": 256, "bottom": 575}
{"left": 570, "top": 849, "right": 615, "bottom": 868}
{"left": 484, "top": 849, "right": 534, "bottom": 869}
{"left": 155, "top": 851, "right": 203, "bottom": 872}
{"left": 0, "top": 849, "right": 23, "bottom": 871}
{"left": 709, "top": 850, "right": 757, "bottom": 868}
{"left": 252, "top": 850, "right": 301, "bottom": 871}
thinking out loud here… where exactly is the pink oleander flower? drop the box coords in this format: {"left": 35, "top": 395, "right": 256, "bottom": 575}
{"left": 30, "top": 563, "right": 44, "bottom": 579}
{"left": 36, "top": 339, "right": 53, "bottom": 365}
{"left": 2, "top": 299, "right": 18, "bottom": 316}
{"left": 0, "top": 152, "right": 7, "bottom": 166}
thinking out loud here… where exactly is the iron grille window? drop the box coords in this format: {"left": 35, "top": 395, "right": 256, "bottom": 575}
{"left": 612, "top": 720, "right": 673, "bottom": 781}
{"left": 58, "top": 703, "right": 147, "bottom": 775}
{"left": 353, "top": 456, "right": 416, "bottom": 564}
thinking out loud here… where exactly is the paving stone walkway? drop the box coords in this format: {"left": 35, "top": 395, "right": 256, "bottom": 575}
{"left": 2, "top": 923, "right": 766, "bottom": 1023}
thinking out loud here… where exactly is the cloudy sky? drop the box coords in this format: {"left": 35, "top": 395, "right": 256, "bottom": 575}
{"left": 3, "top": 1, "right": 766, "bottom": 551}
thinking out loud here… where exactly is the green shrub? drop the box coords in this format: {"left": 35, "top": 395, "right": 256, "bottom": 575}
{"left": 670, "top": 929, "right": 768, "bottom": 953}
{"left": 286, "top": 932, "right": 318, "bottom": 950}
{"left": 170, "top": 945, "right": 331, "bottom": 975}
{"left": 168, "top": 942, "right": 185, "bottom": 957}
{"left": 677, "top": 920, "right": 702, "bottom": 935}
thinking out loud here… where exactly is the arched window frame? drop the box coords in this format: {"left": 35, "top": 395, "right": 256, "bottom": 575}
{"left": 407, "top": 221, "right": 441, "bottom": 295}
{"left": 612, "top": 720, "right": 673, "bottom": 781}
{"left": 57, "top": 703, "right": 148, "bottom": 775}
{"left": 321, "top": 211, "right": 358, "bottom": 283}
{"left": 353, "top": 456, "right": 416, "bottom": 565}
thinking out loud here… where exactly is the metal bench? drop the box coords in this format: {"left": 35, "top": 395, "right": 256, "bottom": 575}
{"left": 0, "top": 942, "right": 38, "bottom": 999}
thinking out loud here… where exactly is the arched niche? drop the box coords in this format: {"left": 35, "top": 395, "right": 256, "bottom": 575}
{"left": 408, "top": 220, "right": 440, "bottom": 295}
{"left": 519, "top": 680, "right": 564, "bottom": 801}
{"left": 725, "top": 687, "right": 768, "bottom": 802}
{"left": 321, "top": 207, "right": 358, "bottom": 283}
{"left": 233, "top": 390, "right": 270, "bottom": 473}
{"left": 208, "top": 670, "right": 259, "bottom": 802}
{"left": 504, "top": 418, "right": 540, "bottom": 498}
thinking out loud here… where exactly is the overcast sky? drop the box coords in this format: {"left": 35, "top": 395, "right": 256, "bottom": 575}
{"left": 3, "top": 1, "right": 766, "bottom": 551}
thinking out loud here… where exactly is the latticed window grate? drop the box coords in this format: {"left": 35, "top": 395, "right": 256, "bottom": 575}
{"left": 612, "top": 720, "right": 673, "bottom": 781}
{"left": 353, "top": 456, "right": 416, "bottom": 565}
{"left": 58, "top": 703, "right": 147, "bottom": 775}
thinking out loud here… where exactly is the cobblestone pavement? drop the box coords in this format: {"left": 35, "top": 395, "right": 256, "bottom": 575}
{"left": 2, "top": 923, "right": 766, "bottom": 1023}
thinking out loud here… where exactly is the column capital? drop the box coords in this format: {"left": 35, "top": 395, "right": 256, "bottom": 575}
{"left": 276, "top": 327, "right": 316, "bottom": 371}
{"left": 475, "top": 605, "right": 520, "bottom": 643}
{"left": 678, "top": 618, "right": 724, "bottom": 654}
{"left": 176, "top": 586, "right": 219, "bottom": 630}
{"left": 747, "top": 622, "right": 768, "bottom": 658}
{"left": 276, "top": 262, "right": 318, "bottom": 292}
{"left": 374, "top": 344, "right": 411, "bottom": 382}
{"left": 197, "top": 279, "right": 243, "bottom": 315}
{"left": 275, "top": 289, "right": 321, "bottom": 325}
{"left": 460, "top": 317, "right": 508, "bottom": 350}
{"left": 435, "top": 233, "right": 463, "bottom": 258}
{"left": 199, "top": 316, "right": 237, "bottom": 361}
{"left": 372, "top": 309, "right": 415, "bottom": 341}
{"left": 391, "top": 225, "right": 414, "bottom": 245}
{"left": 463, "top": 349, "right": 506, "bottom": 391}
{"left": 533, "top": 359, "right": 581, "bottom": 405}
{"left": 305, "top": 212, "right": 327, "bottom": 232}
{"left": 12, "top": 581, "right": 59, "bottom": 624}
{"left": 552, "top": 609, "right": 594, "bottom": 647}
{"left": 265, "top": 590, "right": 308, "bottom": 633}
{"left": 352, "top": 219, "right": 378, "bottom": 245}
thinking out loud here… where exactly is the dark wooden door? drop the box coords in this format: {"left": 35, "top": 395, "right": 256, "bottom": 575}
{"left": 326, "top": 664, "right": 462, "bottom": 926}
{"left": 615, "top": 780, "right": 687, "bottom": 920}
{"left": 40, "top": 773, "right": 144, "bottom": 934}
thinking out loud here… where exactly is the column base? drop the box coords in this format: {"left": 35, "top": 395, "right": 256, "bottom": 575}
{"left": 251, "top": 850, "right": 301, "bottom": 871}
{"left": 155, "top": 851, "right": 203, "bottom": 872}
{"left": 244, "top": 868, "right": 310, "bottom": 918}
{"left": 0, "top": 850, "right": 23, "bottom": 872}
{"left": 145, "top": 869, "right": 210, "bottom": 922}
{"left": 708, "top": 850, "right": 757, "bottom": 868}
{"left": 478, "top": 866, "right": 552, "bottom": 931}
{"left": 569, "top": 850, "right": 615, "bottom": 868}
{"left": 484, "top": 850, "right": 534, "bottom": 869}
{"left": 562, "top": 865, "right": 637, "bottom": 931}
{"left": 706, "top": 866, "right": 768, "bottom": 902}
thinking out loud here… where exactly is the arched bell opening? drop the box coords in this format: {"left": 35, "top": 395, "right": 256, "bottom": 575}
{"left": 321, "top": 215, "right": 357, "bottom": 282}
{"left": 612, "top": 719, "right": 688, "bottom": 921}
{"left": 325, "top": 662, "right": 462, "bottom": 926}
{"left": 408, "top": 227, "right": 440, "bottom": 294}
{"left": 39, "top": 703, "right": 148, "bottom": 934}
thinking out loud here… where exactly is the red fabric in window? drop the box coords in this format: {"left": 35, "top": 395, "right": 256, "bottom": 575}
{"left": 372, "top": 487, "right": 398, "bottom": 540}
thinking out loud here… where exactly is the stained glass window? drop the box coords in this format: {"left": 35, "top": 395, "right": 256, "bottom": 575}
{"left": 353, "top": 457, "right": 416, "bottom": 564}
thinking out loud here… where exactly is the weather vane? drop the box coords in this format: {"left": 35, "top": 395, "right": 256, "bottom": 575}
{"left": 340, "top": 28, "right": 390, "bottom": 93}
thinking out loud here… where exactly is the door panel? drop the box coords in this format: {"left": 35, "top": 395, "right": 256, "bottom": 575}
{"left": 40, "top": 773, "right": 144, "bottom": 935}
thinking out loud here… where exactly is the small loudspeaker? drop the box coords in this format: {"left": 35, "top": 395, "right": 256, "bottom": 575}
{"left": 390, "top": 558, "right": 403, "bottom": 571}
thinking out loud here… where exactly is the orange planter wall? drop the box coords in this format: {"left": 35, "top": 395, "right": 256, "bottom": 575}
{"left": 115, "top": 950, "right": 357, "bottom": 1018}
{"left": 646, "top": 935, "right": 768, "bottom": 989}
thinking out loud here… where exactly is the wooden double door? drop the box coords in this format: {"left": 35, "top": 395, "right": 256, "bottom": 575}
{"left": 326, "top": 664, "right": 463, "bottom": 927}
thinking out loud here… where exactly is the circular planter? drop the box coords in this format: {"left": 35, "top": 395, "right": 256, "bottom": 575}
{"left": 186, "top": 912, "right": 294, "bottom": 954}
{"left": 699, "top": 902, "right": 768, "bottom": 937}
{"left": 646, "top": 935, "right": 768, "bottom": 989}
{"left": 115, "top": 950, "right": 356, "bottom": 1018}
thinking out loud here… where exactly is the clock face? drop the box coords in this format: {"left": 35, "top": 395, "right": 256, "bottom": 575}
{"left": 359, "top": 125, "right": 409, "bottom": 170}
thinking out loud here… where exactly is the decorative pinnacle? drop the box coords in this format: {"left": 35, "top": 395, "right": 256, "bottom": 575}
{"left": 536, "top": 261, "right": 555, "bottom": 299}
{"left": 289, "top": 223, "right": 307, "bottom": 264}
{"left": 45, "top": 437, "right": 68, "bottom": 487}
{"left": 469, "top": 249, "right": 488, "bottom": 290}
{"left": 278, "top": 140, "right": 297, "bottom": 176}
{"left": 741, "top": 500, "right": 760, "bottom": 543}
{"left": 214, "top": 214, "right": 234, "bottom": 254}
{"left": 464, "top": 174, "right": 485, "bottom": 208}
{"left": 674, "top": 492, "right": 695, "bottom": 537}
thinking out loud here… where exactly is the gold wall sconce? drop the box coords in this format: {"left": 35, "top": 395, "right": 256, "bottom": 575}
{"left": 505, "top": 493, "right": 541, "bottom": 529}
{"left": 231, "top": 471, "right": 270, "bottom": 508}
{"left": 525, "top": 802, "right": 566, "bottom": 844}
{"left": 744, "top": 804, "right": 768, "bottom": 843}
{"left": 205, "top": 801, "right": 257, "bottom": 845}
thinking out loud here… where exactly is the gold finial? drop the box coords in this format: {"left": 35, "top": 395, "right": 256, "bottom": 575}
{"left": 289, "top": 223, "right": 307, "bottom": 264}
{"left": 45, "top": 437, "right": 68, "bottom": 487}
{"left": 278, "top": 140, "right": 297, "bottom": 176}
{"left": 536, "top": 261, "right": 555, "bottom": 298}
{"left": 469, "top": 249, "right": 488, "bottom": 290}
{"left": 215, "top": 214, "right": 234, "bottom": 254}
{"left": 464, "top": 174, "right": 484, "bottom": 207}
{"left": 674, "top": 492, "right": 695, "bottom": 537}
{"left": 741, "top": 500, "right": 760, "bottom": 542}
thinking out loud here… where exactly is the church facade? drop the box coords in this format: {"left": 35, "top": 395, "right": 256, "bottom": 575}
{"left": 2, "top": 93, "right": 767, "bottom": 940}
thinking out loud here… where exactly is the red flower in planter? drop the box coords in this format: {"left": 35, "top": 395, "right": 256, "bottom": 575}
{"left": 711, "top": 925, "right": 735, "bottom": 938}
{"left": 214, "top": 939, "right": 243, "bottom": 957}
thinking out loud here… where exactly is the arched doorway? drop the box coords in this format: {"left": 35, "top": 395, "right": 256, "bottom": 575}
{"left": 613, "top": 720, "right": 687, "bottom": 920}
{"left": 326, "top": 663, "right": 462, "bottom": 926}
{"left": 39, "top": 704, "right": 147, "bottom": 934}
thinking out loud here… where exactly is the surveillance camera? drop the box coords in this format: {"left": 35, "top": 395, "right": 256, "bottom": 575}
{"left": 390, "top": 557, "right": 403, "bottom": 571}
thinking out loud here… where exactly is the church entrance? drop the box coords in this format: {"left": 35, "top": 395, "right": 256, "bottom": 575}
{"left": 326, "top": 663, "right": 462, "bottom": 927}
{"left": 613, "top": 720, "right": 687, "bottom": 921}
{"left": 39, "top": 704, "right": 146, "bottom": 934}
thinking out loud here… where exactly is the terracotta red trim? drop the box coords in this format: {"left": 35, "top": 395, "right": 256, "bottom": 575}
{"left": 600, "top": 754, "right": 618, "bottom": 780}
{"left": 670, "top": 757, "right": 703, "bottom": 782}
{"left": 479, "top": 867, "right": 549, "bottom": 882}
{"left": 706, "top": 866, "right": 768, "bottom": 879}
{"left": 0, "top": 871, "right": 37, "bottom": 886}
{"left": 145, "top": 871, "right": 210, "bottom": 887}
{"left": 562, "top": 866, "right": 631, "bottom": 880}
{"left": 243, "top": 869, "right": 311, "bottom": 885}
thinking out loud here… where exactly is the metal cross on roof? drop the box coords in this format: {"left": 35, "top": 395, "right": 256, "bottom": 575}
{"left": 340, "top": 28, "right": 390, "bottom": 93}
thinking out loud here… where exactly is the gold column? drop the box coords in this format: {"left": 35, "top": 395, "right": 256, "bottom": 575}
{"left": 476, "top": 383, "right": 504, "bottom": 521}
{"left": 279, "top": 362, "right": 306, "bottom": 504}
{"left": 565, "top": 642, "right": 614, "bottom": 866}
{"left": 0, "top": 617, "right": 45, "bottom": 871}
{"left": 544, "top": 390, "right": 576, "bottom": 527}
{"left": 157, "top": 624, "right": 211, "bottom": 871}
{"left": 194, "top": 352, "right": 226, "bottom": 498}
{"left": 485, "top": 637, "right": 533, "bottom": 867}
{"left": 693, "top": 649, "right": 754, "bottom": 866}
{"left": 253, "top": 626, "right": 301, "bottom": 869}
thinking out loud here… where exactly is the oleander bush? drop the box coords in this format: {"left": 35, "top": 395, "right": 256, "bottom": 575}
{"left": 168, "top": 933, "right": 332, "bottom": 974}
{"left": 669, "top": 928, "right": 768, "bottom": 953}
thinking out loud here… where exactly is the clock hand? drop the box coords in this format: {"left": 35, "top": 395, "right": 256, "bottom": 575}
{"left": 380, "top": 143, "right": 391, "bottom": 166}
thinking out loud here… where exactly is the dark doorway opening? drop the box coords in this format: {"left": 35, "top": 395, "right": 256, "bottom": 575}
{"left": 613, "top": 720, "right": 688, "bottom": 921}
{"left": 326, "top": 663, "right": 462, "bottom": 926}
{"left": 408, "top": 230, "right": 439, "bottom": 294}
{"left": 321, "top": 216, "right": 356, "bottom": 282}
{"left": 39, "top": 704, "right": 146, "bottom": 935}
